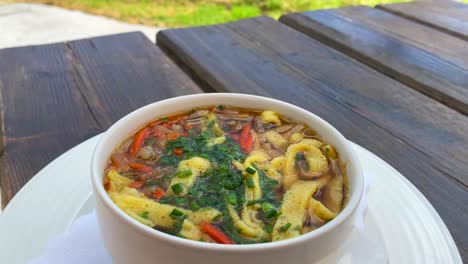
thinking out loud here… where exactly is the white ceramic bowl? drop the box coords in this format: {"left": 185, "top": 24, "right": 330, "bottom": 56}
{"left": 91, "top": 93, "right": 364, "bottom": 264}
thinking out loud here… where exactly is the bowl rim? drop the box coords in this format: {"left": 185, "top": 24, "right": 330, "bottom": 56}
{"left": 91, "top": 93, "right": 364, "bottom": 252}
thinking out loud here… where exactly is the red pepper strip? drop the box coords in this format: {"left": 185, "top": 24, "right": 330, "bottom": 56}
{"left": 173, "top": 148, "right": 183, "bottom": 156}
{"left": 239, "top": 124, "right": 252, "bottom": 153}
{"left": 243, "top": 134, "right": 254, "bottom": 153}
{"left": 128, "top": 162, "right": 153, "bottom": 173}
{"left": 167, "top": 133, "right": 179, "bottom": 140}
{"left": 130, "top": 127, "right": 149, "bottom": 156}
{"left": 128, "top": 181, "right": 145, "bottom": 189}
{"left": 200, "top": 222, "right": 235, "bottom": 244}
{"left": 153, "top": 188, "right": 166, "bottom": 199}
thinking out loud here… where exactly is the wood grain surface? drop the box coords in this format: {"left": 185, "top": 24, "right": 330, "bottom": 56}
{"left": 378, "top": 0, "right": 468, "bottom": 41}
{"left": 279, "top": 6, "right": 468, "bottom": 115}
{"left": 157, "top": 16, "right": 468, "bottom": 260}
{"left": 0, "top": 32, "right": 202, "bottom": 205}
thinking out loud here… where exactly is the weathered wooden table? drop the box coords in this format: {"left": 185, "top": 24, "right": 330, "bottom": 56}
{"left": 0, "top": 0, "right": 467, "bottom": 261}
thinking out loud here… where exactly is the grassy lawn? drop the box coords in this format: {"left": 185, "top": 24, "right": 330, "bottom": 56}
{"left": 0, "top": 0, "right": 453, "bottom": 27}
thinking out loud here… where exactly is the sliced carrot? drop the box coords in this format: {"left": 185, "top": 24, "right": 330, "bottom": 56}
{"left": 243, "top": 133, "right": 254, "bottom": 153}
{"left": 130, "top": 127, "right": 149, "bottom": 156}
{"left": 173, "top": 148, "right": 183, "bottom": 156}
{"left": 153, "top": 188, "right": 166, "bottom": 199}
{"left": 167, "top": 133, "right": 179, "bottom": 140}
{"left": 239, "top": 124, "right": 253, "bottom": 153}
{"left": 200, "top": 222, "right": 234, "bottom": 244}
{"left": 239, "top": 124, "right": 251, "bottom": 149}
{"left": 128, "top": 162, "right": 153, "bottom": 173}
{"left": 185, "top": 124, "right": 193, "bottom": 130}
{"left": 128, "top": 181, "right": 145, "bottom": 189}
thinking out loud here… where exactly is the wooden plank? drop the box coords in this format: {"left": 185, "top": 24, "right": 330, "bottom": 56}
{"left": 66, "top": 32, "right": 203, "bottom": 127}
{"left": 378, "top": 1, "right": 468, "bottom": 41}
{"left": 0, "top": 32, "right": 202, "bottom": 205}
{"left": 279, "top": 6, "right": 468, "bottom": 115}
{"left": 0, "top": 43, "right": 102, "bottom": 204}
{"left": 157, "top": 17, "right": 468, "bottom": 261}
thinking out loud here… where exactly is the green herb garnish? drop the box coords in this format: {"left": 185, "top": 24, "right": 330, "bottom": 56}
{"left": 169, "top": 209, "right": 185, "bottom": 220}
{"left": 171, "top": 183, "right": 185, "bottom": 194}
{"left": 139, "top": 211, "right": 150, "bottom": 219}
{"left": 190, "top": 200, "right": 201, "bottom": 211}
{"left": 246, "top": 177, "right": 255, "bottom": 188}
{"left": 245, "top": 167, "right": 256, "bottom": 174}
{"left": 280, "top": 223, "right": 291, "bottom": 232}
{"left": 262, "top": 203, "right": 279, "bottom": 219}
{"left": 225, "top": 193, "right": 238, "bottom": 206}
{"left": 176, "top": 170, "right": 193, "bottom": 178}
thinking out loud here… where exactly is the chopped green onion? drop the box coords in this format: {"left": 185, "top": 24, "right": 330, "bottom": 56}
{"left": 246, "top": 177, "right": 255, "bottom": 188}
{"left": 139, "top": 211, "right": 150, "bottom": 219}
{"left": 190, "top": 200, "right": 201, "bottom": 211}
{"left": 160, "top": 117, "right": 169, "bottom": 122}
{"left": 245, "top": 167, "right": 256, "bottom": 174}
{"left": 171, "top": 183, "right": 185, "bottom": 194}
{"left": 280, "top": 223, "right": 291, "bottom": 232}
{"left": 247, "top": 199, "right": 264, "bottom": 206}
{"left": 169, "top": 208, "right": 185, "bottom": 220}
{"left": 264, "top": 209, "right": 279, "bottom": 219}
{"left": 262, "top": 203, "right": 279, "bottom": 218}
{"left": 216, "top": 105, "right": 225, "bottom": 110}
{"left": 199, "top": 153, "right": 210, "bottom": 160}
{"left": 225, "top": 193, "right": 238, "bottom": 205}
{"left": 261, "top": 202, "right": 273, "bottom": 212}
{"left": 176, "top": 170, "right": 193, "bottom": 178}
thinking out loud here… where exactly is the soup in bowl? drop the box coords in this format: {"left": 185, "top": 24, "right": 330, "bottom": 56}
{"left": 91, "top": 94, "right": 363, "bottom": 264}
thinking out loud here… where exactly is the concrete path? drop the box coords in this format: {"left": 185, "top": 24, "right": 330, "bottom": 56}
{"left": 0, "top": 3, "right": 161, "bottom": 211}
{"left": 0, "top": 3, "right": 160, "bottom": 49}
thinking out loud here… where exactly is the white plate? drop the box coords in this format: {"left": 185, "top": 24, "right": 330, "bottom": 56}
{"left": 0, "top": 135, "right": 462, "bottom": 264}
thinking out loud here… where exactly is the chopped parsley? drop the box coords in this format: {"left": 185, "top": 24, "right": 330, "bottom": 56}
{"left": 245, "top": 167, "right": 256, "bottom": 174}
{"left": 176, "top": 170, "right": 193, "bottom": 178}
{"left": 280, "top": 223, "right": 291, "bottom": 232}
{"left": 139, "top": 211, "right": 150, "bottom": 219}
{"left": 171, "top": 183, "right": 185, "bottom": 195}
{"left": 169, "top": 209, "right": 185, "bottom": 220}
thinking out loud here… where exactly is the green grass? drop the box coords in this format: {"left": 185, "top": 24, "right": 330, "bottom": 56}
{"left": 9, "top": 0, "right": 416, "bottom": 27}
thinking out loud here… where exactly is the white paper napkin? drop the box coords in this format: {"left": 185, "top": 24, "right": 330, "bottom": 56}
{"left": 30, "top": 173, "right": 371, "bottom": 264}
{"left": 29, "top": 212, "right": 112, "bottom": 264}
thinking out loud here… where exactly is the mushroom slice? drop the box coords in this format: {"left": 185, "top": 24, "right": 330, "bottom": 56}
{"left": 274, "top": 124, "right": 294, "bottom": 134}
{"left": 254, "top": 116, "right": 265, "bottom": 133}
{"left": 321, "top": 159, "right": 344, "bottom": 214}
